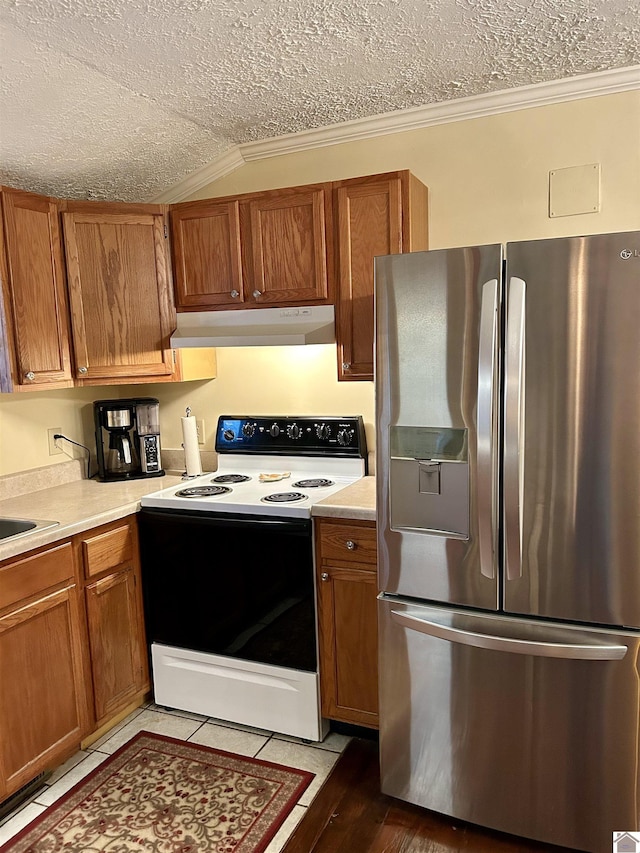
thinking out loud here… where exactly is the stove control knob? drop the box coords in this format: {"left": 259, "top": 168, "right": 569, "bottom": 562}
{"left": 242, "top": 423, "right": 255, "bottom": 438}
{"left": 316, "top": 423, "right": 331, "bottom": 440}
{"left": 269, "top": 423, "right": 280, "bottom": 438}
{"left": 337, "top": 428, "right": 353, "bottom": 446}
{"left": 223, "top": 429, "right": 235, "bottom": 441}
{"left": 287, "top": 423, "right": 301, "bottom": 439}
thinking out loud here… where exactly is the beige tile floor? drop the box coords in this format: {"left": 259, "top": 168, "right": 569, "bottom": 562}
{"left": 0, "top": 701, "right": 350, "bottom": 851}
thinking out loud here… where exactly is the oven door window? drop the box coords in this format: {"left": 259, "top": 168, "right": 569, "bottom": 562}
{"left": 139, "top": 508, "right": 316, "bottom": 672}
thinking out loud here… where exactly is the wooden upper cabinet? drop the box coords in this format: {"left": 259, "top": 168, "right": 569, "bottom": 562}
{"left": 243, "top": 185, "right": 331, "bottom": 306}
{"left": 334, "top": 171, "right": 429, "bottom": 381}
{"left": 62, "top": 202, "right": 175, "bottom": 383}
{"left": 170, "top": 199, "right": 243, "bottom": 309}
{"left": 0, "top": 187, "right": 73, "bottom": 392}
{"left": 170, "top": 184, "right": 333, "bottom": 311}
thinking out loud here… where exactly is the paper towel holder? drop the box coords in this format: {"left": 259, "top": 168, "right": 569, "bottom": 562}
{"left": 181, "top": 406, "right": 203, "bottom": 479}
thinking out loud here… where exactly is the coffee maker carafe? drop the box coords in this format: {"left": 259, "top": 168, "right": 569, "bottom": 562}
{"left": 94, "top": 398, "right": 164, "bottom": 481}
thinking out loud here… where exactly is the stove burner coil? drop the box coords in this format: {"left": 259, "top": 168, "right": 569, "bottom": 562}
{"left": 211, "top": 474, "right": 251, "bottom": 484}
{"left": 176, "top": 485, "right": 232, "bottom": 498}
{"left": 261, "top": 491, "right": 308, "bottom": 503}
{"left": 292, "top": 478, "right": 335, "bottom": 488}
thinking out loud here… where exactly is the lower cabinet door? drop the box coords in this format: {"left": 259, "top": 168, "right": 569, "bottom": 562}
{"left": 0, "top": 585, "right": 88, "bottom": 795}
{"left": 317, "top": 564, "right": 379, "bottom": 727}
{"left": 85, "top": 568, "right": 148, "bottom": 724}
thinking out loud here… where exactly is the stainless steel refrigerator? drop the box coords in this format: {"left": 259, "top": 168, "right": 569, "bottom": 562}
{"left": 375, "top": 232, "right": 640, "bottom": 853}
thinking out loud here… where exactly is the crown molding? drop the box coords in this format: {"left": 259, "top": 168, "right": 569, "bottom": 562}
{"left": 153, "top": 66, "right": 640, "bottom": 202}
{"left": 240, "top": 66, "right": 640, "bottom": 160}
{"left": 151, "top": 146, "right": 245, "bottom": 203}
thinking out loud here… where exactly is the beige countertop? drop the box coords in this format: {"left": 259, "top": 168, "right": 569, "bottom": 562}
{"left": 0, "top": 474, "right": 183, "bottom": 563}
{"left": 311, "top": 475, "right": 376, "bottom": 522}
{"left": 0, "top": 472, "right": 377, "bottom": 563}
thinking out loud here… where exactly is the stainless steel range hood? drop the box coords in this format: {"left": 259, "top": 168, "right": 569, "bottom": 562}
{"left": 170, "top": 305, "right": 335, "bottom": 348}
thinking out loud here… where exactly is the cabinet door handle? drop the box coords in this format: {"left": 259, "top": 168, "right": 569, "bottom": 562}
{"left": 78, "top": 366, "right": 88, "bottom": 374}
{"left": 345, "top": 540, "right": 356, "bottom": 551}
{"left": 321, "top": 572, "right": 329, "bottom": 581}
{"left": 342, "top": 362, "right": 351, "bottom": 371}
{"left": 24, "top": 371, "right": 35, "bottom": 381}
{"left": 253, "top": 290, "right": 262, "bottom": 299}
{"left": 230, "top": 289, "right": 240, "bottom": 298}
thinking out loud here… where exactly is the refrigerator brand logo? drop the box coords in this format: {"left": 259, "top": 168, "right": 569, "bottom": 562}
{"left": 619, "top": 249, "right": 639, "bottom": 260}
{"left": 614, "top": 831, "right": 640, "bottom": 852}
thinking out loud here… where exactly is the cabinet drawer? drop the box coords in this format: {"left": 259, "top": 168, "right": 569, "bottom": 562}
{"left": 82, "top": 523, "right": 133, "bottom": 578}
{"left": 0, "top": 542, "right": 75, "bottom": 612}
{"left": 317, "top": 521, "right": 377, "bottom": 566}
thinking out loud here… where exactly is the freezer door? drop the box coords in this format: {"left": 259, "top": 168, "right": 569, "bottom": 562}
{"left": 375, "top": 246, "right": 502, "bottom": 609}
{"left": 504, "top": 232, "right": 640, "bottom": 627}
{"left": 379, "top": 595, "right": 640, "bottom": 853}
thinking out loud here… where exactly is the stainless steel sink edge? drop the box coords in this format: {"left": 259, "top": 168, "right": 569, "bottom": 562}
{"left": 0, "top": 518, "right": 60, "bottom": 542}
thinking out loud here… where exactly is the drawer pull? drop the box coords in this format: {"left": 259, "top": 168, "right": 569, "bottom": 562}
{"left": 345, "top": 540, "right": 356, "bottom": 551}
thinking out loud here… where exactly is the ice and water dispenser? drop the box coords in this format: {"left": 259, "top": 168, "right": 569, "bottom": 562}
{"left": 389, "top": 426, "right": 469, "bottom": 538}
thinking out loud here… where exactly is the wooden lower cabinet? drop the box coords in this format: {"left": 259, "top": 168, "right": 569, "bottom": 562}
{"left": 85, "top": 568, "right": 145, "bottom": 724}
{"left": 315, "top": 518, "right": 378, "bottom": 728}
{"left": 81, "top": 518, "right": 150, "bottom": 729}
{"left": 0, "top": 545, "right": 88, "bottom": 797}
{"left": 0, "top": 516, "right": 149, "bottom": 802}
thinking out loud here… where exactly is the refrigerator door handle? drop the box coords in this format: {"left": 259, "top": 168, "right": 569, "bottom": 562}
{"left": 477, "top": 279, "right": 499, "bottom": 579}
{"left": 390, "top": 610, "right": 627, "bottom": 660}
{"left": 504, "top": 276, "right": 526, "bottom": 581}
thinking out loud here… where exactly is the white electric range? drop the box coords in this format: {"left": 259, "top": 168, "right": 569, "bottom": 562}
{"left": 139, "top": 415, "right": 367, "bottom": 740}
{"left": 141, "top": 453, "right": 365, "bottom": 518}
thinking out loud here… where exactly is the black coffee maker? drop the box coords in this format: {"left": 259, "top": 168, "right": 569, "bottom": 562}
{"left": 94, "top": 398, "right": 164, "bottom": 481}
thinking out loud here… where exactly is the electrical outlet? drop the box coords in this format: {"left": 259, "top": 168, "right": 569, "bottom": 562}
{"left": 48, "top": 427, "right": 63, "bottom": 455}
{"left": 196, "top": 419, "right": 205, "bottom": 445}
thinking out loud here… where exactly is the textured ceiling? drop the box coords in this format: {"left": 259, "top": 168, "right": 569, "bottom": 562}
{"left": 0, "top": 0, "right": 638, "bottom": 201}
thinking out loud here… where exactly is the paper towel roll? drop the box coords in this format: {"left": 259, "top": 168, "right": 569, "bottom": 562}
{"left": 181, "top": 414, "right": 202, "bottom": 477}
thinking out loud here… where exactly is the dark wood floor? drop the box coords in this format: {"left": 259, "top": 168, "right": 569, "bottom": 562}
{"left": 282, "top": 738, "right": 575, "bottom": 853}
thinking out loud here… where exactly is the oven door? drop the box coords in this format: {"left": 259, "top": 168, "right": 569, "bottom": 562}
{"left": 138, "top": 507, "right": 316, "bottom": 672}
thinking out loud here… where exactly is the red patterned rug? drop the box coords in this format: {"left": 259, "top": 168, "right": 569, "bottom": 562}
{"left": 2, "top": 731, "right": 314, "bottom": 852}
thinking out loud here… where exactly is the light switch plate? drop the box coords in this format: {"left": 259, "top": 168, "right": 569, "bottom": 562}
{"left": 549, "top": 163, "right": 600, "bottom": 217}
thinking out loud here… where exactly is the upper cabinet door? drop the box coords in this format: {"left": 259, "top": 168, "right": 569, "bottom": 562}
{"left": 334, "top": 171, "right": 429, "bottom": 381}
{"left": 245, "top": 186, "right": 332, "bottom": 305}
{"left": 170, "top": 199, "right": 244, "bottom": 309}
{"left": 63, "top": 205, "right": 175, "bottom": 382}
{"left": 0, "top": 188, "right": 73, "bottom": 391}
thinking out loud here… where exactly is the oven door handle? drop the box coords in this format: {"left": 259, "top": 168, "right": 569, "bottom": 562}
{"left": 140, "top": 507, "right": 311, "bottom": 534}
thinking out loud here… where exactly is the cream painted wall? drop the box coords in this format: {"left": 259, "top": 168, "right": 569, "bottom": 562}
{"left": 0, "top": 386, "right": 115, "bottom": 478}
{"left": 142, "top": 345, "right": 374, "bottom": 456}
{"left": 1, "top": 91, "right": 638, "bottom": 478}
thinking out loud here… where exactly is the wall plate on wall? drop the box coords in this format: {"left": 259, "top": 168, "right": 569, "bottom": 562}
{"left": 549, "top": 163, "right": 600, "bottom": 217}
